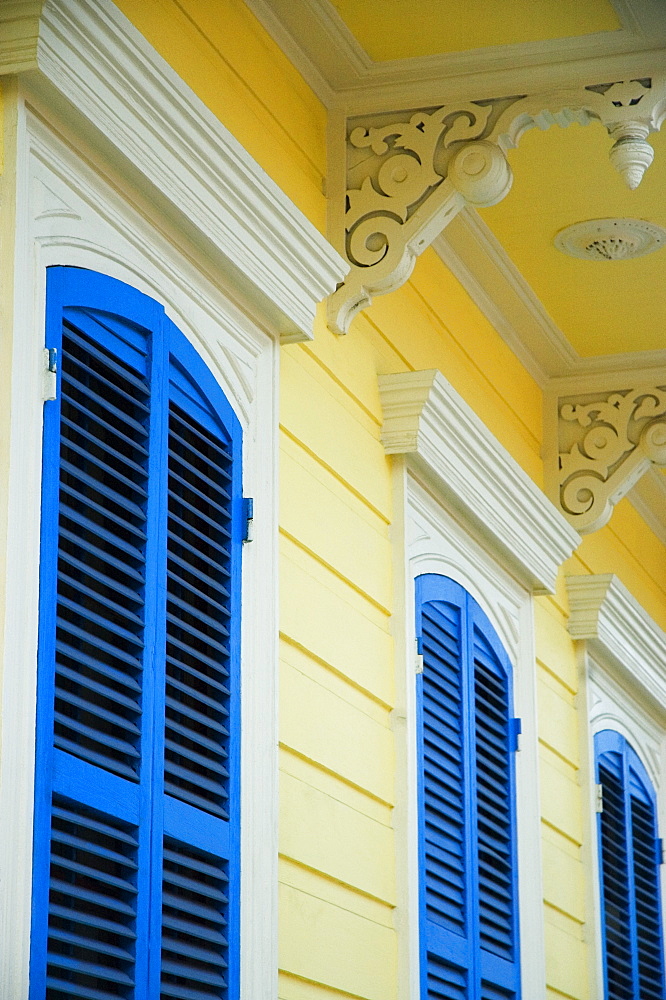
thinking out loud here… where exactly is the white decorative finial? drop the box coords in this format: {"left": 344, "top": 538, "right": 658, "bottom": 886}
{"left": 608, "top": 122, "right": 654, "bottom": 189}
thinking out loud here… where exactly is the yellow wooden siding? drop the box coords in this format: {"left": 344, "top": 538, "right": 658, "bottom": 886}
{"left": 279, "top": 875, "right": 397, "bottom": 1000}
{"left": 534, "top": 592, "right": 589, "bottom": 998}
{"left": 569, "top": 497, "right": 666, "bottom": 631}
{"left": 93, "top": 6, "right": 666, "bottom": 999}
{"left": 544, "top": 908, "right": 588, "bottom": 1000}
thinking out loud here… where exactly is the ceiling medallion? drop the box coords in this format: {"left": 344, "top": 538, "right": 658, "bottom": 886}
{"left": 554, "top": 218, "right": 666, "bottom": 262}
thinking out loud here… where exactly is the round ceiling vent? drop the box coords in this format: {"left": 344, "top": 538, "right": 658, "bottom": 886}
{"left": 554, "top": 218, "right": 666, "bottom": 261}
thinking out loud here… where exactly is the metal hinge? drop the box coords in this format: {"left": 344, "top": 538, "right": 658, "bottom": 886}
{"left": 43, "top": 347, "right": 57, "bottom": 401}
{"left": 242, "top": 497, "right": 254, "bottom": 543}
{"left": 509, "top": 718, "right": 522, "bottom": 752}
{"left": 595, "top": 783, "right": 604, "bottom": 814}
{"left": 415, "top": 636, "right": 424, "bottom": 674}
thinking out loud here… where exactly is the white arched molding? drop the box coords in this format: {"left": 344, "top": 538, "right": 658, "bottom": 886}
{"left": 566, "top": 573, "right": 666, "bottom": 999}
{"left": 383, "top": 370, "right": 567, "bottom": 999}
{"left": 1, "top": 0, "right": 347, "bottom": 344}
{"left": 0, "top": 0, "right": 345, "bottom": 992}
{"left": 328, "top": 77, "right": 666, "bottom": 335}
{"left": 1, "top": 100, "right": 281, "bottom": 1000}
{"left": 379, "top": 369, "right": 580, "bottom": 595}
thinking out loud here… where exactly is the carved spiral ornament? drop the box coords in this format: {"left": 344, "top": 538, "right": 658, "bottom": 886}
{"left": 448, "top": 141, "right": 513, "bottom": 206}
{"left": 345, "top": 102, "right": 494, "bottom": 269}
{"left": 641, "top": 419, "right": 666, "bottom": 464}
{"left": 558, "top": 386, "right": 666, "bottom": 532}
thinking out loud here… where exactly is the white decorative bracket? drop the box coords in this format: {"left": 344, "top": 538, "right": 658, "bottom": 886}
{"left": 328, "top": 76, "right": 666, "bottom": 335}
{"left": 554, "top": 383, "right": 666, "bottom": 534}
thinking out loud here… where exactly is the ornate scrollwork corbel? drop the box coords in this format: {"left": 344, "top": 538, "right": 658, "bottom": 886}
{"left": 328, "top": 76, "right": 666, "bottom": 336}
{"left": 556, "top": 385, "right": 666, "bottom": 533}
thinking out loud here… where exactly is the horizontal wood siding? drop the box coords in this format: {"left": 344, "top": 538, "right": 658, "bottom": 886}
{"left": 74, "top": 8, "right": 666, "bottom": 1000}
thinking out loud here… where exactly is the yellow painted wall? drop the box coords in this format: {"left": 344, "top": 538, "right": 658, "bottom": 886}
{"left": 105, "top": 6, "right": 666, "bottom": 1000}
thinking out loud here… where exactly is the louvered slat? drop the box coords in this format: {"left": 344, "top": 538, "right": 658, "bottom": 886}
{"left": 54, "top": 325, "right": 148, "bottom": 781}
{"left": 480, "top": 983, "right": 514, "bottom": 999}
{"left": 161, "top": 838, "right": 229, "bottom": 999}
{"left": 427, "top": 954, "right": 467, "bottom": 1000}
{"left": 46, "top": 797, "right": 138, "bottom": 1000}
{"left": 599, "top": 759, "right": 634, "bottom": 1000}
{"left": 422, "top": 600, "right": 466, "bottom": 936}
{"left": 631, "top": 796, "right": 665, "bottom": 999}
{"left": 164, "top": 403, "right": 232, "bottom": 819}
{"left": 474, "top": 629, "right": 514, "bottom": 961}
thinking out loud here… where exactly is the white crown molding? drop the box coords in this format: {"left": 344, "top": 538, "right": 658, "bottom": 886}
{"left": 378, "top": 369, "right": 580, "bottom": 594}
{"left": 628, "top": 468, "right": 666, "bottom": 547}
{"left": 246, "top": 0, "right": 666, "bottom": 113}
{"left": 567, "top": 573, "right": 666, "bottom": 715}
{"left": 434, "top": 212, "right": 572, "bottom": 387}
{"left": 436, "top": 209, "right": 666, "bottom": 390}
{"left": 244, "top": 0, "right": 339, "bottom": 107}
{"left": 0, "top": 0, "right": 347, "bottom": 344}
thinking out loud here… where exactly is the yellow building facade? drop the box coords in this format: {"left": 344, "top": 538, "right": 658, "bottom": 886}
{"left": 1, "top": 2, "right": 666, "bottom": 1000}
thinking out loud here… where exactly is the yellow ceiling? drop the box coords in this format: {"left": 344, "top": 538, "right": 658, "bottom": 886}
{"left": 478, "top": 123, "right": 666, "bottom": 358}
{"left": 329, "top": 0, "right": 620, "bottom": 62}
{"left": 251, "top": 0, "right": 665, "bottom": 365}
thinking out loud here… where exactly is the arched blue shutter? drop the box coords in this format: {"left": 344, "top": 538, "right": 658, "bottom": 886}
{"left": 31, "top": 268, "right": 241, "bottom": 1000}
{"left": 159, "top": 325, "right": 242, "bottom": 1000}
{"left": 595, "top": 730, "right": 665, "bottom": 1000}
{"left": 415, "top": 575, "right": 520, "bottom": 1000}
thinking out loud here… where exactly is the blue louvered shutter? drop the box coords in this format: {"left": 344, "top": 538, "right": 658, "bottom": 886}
{"left": 471, "top": 614, "right": 520, "bottom": 1000}
{"left": 418, "top": 585, "right": 468, "bottom": 998}
{"left": 158, "top": 324, "right": 242, "bottom": 1000}
{"left": 596, "top": 731, "right": 665, "bottom": 1000}
{"left": 416, "top": 575, "right": 520, "bottom": 1000}
{"left": 31, "top": 268, "right": 241, "bottom": 1000}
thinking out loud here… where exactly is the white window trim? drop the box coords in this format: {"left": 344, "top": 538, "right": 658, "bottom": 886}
{"left": 379, "top": 369, "right": 580, "bottom": 595}
{"left": 567, "top": 573, "right": 666, "bottom": 1000}
{"left": 381, "top": 365, "right": 575, "bottom": 1000}
{"left": 0, "top": 90, "right": 279, "bottom": 999}
{"left": 1, "top": 0, "right": 347, "bottom": 345}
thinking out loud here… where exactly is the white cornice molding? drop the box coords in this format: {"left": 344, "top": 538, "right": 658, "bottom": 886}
{"left": 628, "top": 469, "right": 666, "bottom": 547}
{"left": 379, "top": 369, "right": 580, "bottom": 594}
{"left": 567, "top": 573, "right": 666, "bottom": 712}
{"left": 1, "top": 0, "right": 347, "bottom": 343}
{"left": 435, "top": 210, "right": 666, "bottom": 388}
{"left": 246, "top": 0, "right": 666, "bottom": 113}
{"left": 433, "top": 212, "right": 572, "bottom": 387}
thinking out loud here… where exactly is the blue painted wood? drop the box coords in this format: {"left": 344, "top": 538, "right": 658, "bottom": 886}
{"left": 415, "top": 574, "right": 520, "bottom": 1000}
{"left": 31, "top": 267, "right": 242, "bottom": 1000}
{"left": 595, "top": 730, "right": 665, "bottom": 1000}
